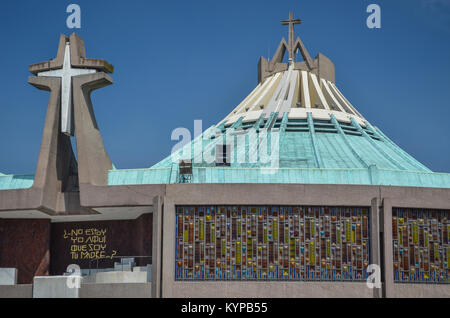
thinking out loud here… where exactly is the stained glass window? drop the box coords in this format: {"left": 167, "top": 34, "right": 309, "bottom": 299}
{"left": 175, "top": 206, "right": 370, "bottom": 281}
{"left": 393, "top": 208, "right": 449, "bottom": 283}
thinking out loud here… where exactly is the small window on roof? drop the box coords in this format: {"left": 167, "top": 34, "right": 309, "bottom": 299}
{"left": 215, "top": 144, "right": 231, "bottom": 167}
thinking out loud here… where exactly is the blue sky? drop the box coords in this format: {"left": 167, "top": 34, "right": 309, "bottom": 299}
{"left": 0, "top": 0, "right": 449, "bottom": 174}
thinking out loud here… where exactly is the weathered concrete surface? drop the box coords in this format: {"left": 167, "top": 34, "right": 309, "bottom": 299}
{"left": 33, "top": 276, "right": 80, "bottom": 298}
{"left": 72, "top": 72, "right": 113, "bottom": 187}
{"left": 79, "top": 282, "right": 151, "bottom": 298}
{"left": 370, "top": 197, "right": 382, "bottom": 298}
{"left": 390, "top": 284, "right": 450, "bottom": 298}
{"left": 380, "top": 186, "right": 450, "bottom": 210}
{"left": 0, "top": 268, "right": 17, "bottom": 285}
{"left": 82, "top": 271, "right": 149, "bottom": 284}
{"left": 0, "top": 282, "right": 153, "bottom": 298}
{"left": 163, "top": 281, "right": 373, "bottom": 298}
{"left": 152, "top": 196, "right": 163, "bottom": 298}
{"left": 0, "top": 284, "right": 32, "bottom": 298}
{"left": 68, "top": 33, "right": 114, "bottom": 73}
{"left": 165, "top": 183, "right": 380, "bottom": 206}
{"left": 79, "top": 184, "right": 165, "bottom": 208}
{"left": 29, "top": 34, "right": 66, "bottom": 75}
{"left": 28, "top": 75, "right": 89, "bottom": 215}
{"left": 0, "top": 188, "right": 43, "bottom": 212}
{"left": 382, "top": 198, "right": 394, "bottom": 298}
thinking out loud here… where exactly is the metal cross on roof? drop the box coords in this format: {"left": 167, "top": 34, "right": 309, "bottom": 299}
{"left": 37, "top": 42, "right": 97, "bottom": 136}
{"left": 281, "top": 12, "right": 302, "bottom": 62}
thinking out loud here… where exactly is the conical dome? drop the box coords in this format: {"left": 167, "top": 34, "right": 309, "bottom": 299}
{"left": 108, "top": 13, "right": 450, "bottom": 188}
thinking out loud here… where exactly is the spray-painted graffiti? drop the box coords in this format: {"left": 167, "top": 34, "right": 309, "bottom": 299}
{"left": 63, "top": 228, "right": 118, "bottom": 260}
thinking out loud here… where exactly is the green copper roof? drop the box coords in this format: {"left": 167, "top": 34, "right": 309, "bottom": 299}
{"left": 0, "top": 174, "right": 34, "bottom": 190}
{"left": 2, "top": 116, "right": 449, "bottom": 190}
{"left": 107, "top": 116, "right": 450, "bottom": 188}
{"left": 108, "top": 166, "right": 450, "bottom": 188}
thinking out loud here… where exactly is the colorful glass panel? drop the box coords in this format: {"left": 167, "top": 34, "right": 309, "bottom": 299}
{"left": 393, "top": 208, "right": 449, "bottom": 283}
{"left": 175, "top": 206, "right": 370, "bottom": 281}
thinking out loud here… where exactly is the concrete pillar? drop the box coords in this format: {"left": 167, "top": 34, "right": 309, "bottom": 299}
{"left": 151, "top": 196, "right": 163, "bottom": 298}
{"left": 370, "top": 197, "right": 382, "bottom": 298}
{"left": 161, "top": 198, "right": 175, "bottom": 298}
{"left": 381, "top": 198, "right": 394, "bottom": 298}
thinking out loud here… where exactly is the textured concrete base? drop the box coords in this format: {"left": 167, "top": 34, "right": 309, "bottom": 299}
{"left": 0, "top": 282, "right": 152, "bottom": 298}
{"left": 33, "top": 276, "right": 80, "bottom": 298}
{"left": 83, "top": 271, "right": 149, "bottom": 284}
{"left": 79, "top": 283, "right": 152, "bottom": 298}
{"left": 0, "top": 284, "right": 32, "bottom": 298}
{"left": 164, "top": 281, "right": 374, "bottom": 298}
{"left": 390, "top": 284, "right": 450, "bottom": 298}
{"left": 0, "top": 268, "right": 18, "bottom": 285}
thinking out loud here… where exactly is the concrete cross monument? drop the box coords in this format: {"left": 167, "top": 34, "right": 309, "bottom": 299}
{"left": 258, "top": 11, "right": 319, "bottom": 84}
{"left": 281, "top": 12, "right": 302, "bottom": 63}
{"left": 37, "top": 41, "right": 96, "bottom": 136}
{"left": 26, "top": 33, "right": 115, "bottom": 215}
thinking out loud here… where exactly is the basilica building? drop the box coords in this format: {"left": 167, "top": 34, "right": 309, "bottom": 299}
{"left": 0, "top": 12, "right": 449, "bottom": 298}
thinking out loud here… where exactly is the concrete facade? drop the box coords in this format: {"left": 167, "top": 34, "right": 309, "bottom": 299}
{"left": 79, "top": 283, "right": 151, "bottom": 298}
{"left": 0, "top": 282, "right": 152, "bottom": 298}
{"left": 153, "top": 183, "right": 450, "bottom": 298}
{"left": 1, "top": 183, "right": 450, "bottom": 297}
{"left": 0, "top": 285, "right": 33, "bottom": 298}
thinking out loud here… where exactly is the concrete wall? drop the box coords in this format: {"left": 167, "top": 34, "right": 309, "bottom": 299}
{"left": 163, "top": 281, "right": 372, "bottom": 298}
{"left": 155, "top": 184, "right": 450, "bottom": 298}
{"left": 0, "top": 284, "right": 32, "bottom": 298}
{"left": 82, "top": 269, "right": 150, "bottom": 284}
{"left": 79, "top": 283, "right": 151, "bottom": 298}
{"left": 390, "top": 284, "right": 450, "bottom": 298}
{"left": 0, "top": 282, "right": 152, "bottom": 298}
{"left": 1, "top": 183, "right": 450, "bottom": 298}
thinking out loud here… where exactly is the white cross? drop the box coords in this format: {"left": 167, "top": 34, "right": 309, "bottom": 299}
{"left": 38, "top": 42, "right": 96, "bottom": 136}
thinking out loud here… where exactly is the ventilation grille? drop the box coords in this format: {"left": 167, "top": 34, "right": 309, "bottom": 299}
{"left": 220, "top": 118, "right": 381, "bottom": 141}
